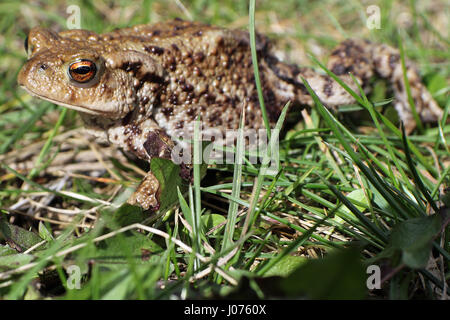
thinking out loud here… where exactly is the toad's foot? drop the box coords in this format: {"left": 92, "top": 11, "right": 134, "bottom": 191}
{"left": 127, "top": 171, "right": 160, "bottom": 211}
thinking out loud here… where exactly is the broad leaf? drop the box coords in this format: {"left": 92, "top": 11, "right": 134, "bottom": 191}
{"left": 388, "top": 214, "right": 442, "bottom": 269}
{"left": 0, "top": 219, "right": 43, "bottom": 251}
{"left": 264, "top": 255, "right": 307, "bottom": 277}
{"left": 279, "top": 247, "right": 366, "bottom": 299}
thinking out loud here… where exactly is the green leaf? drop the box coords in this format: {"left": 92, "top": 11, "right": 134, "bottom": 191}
{"left": 429, "top": 73, "right": 446, "bottom": 92}
{"left": 0, "top": 253, "right": 35, "bottom": 271}
{"left": 280, "top": 247, "right": 366, "bottom": 299}
{"left": 66, "top": 263, "right": 163, "bottom": 299}
{"left": 264, "top": 255, "right": 307, "bottom": 277}
{"left": 0, "top": 219, "right": 43, "bottom": 251}
{"left": 38, "top": 222, "right": 53, "bottom": 242}
{"left": 92, "top": 230, "right": 164, "bottom": 267}
{"left": 150, "top": 157, "right": 187, "bottom": 212}
{"left": 177, "top": 186, "right": 194, "bottom": 231}
{"left": 0, "top": 244, "right": 17, "bottom": 256}
{"left": 388, "top": 215, "right": 442, "bottom": 269}
{"left": 111, "top": 203, "right": 144, "bottom": 227}
{"left": 339, "top": 189, "right": 371, "bottom": 220}
{"left": 201, "top": 213, "right": 226, "bottom": 236}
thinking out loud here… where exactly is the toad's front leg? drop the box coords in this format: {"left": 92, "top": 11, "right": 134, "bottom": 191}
{"left": 128, "top": 129, "right": 175, "bottom": 210}
{"left": 127, "top": 170, "right": 161, "bottom": 210}
{"left": 104, "top": 118, "right": 176, "bottom": 210}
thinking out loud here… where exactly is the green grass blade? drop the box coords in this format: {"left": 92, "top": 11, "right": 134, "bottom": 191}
{"left": 398, "top": 36, "right": 423, "bottom": 132}
{"left": 221, "top": 110, "right": 245, "bottom": 252}
{"left": 249, "top": 0, "right": 271, "bottom": 136}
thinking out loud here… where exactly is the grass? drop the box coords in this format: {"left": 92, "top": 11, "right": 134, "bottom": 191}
{"left": 0, "top": 0, "right": 449, "bottom": 300}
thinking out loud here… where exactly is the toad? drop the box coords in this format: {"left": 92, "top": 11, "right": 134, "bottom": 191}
{"left": 18, "top": 19, "right": 444, "bottom": 210}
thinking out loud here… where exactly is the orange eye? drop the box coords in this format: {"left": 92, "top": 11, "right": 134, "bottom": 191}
{"left": 68, "top": 59, "right": 97, "bottom": 83}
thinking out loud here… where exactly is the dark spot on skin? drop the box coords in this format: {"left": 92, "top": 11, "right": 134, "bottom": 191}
{"left": 262, "top": 87, "right": 280, "bottom": 122}
{"left": 186, "top": 91, "right": 195, "bottom": 102}
{"left": 161, "top": 107, "right": 173, "bottom": 116}
{"left": 122, "top": 110, "right": 134, "bottom": 126}
{"left": 123, "top": 124, "right": 142, "bottom": 136}
{"left": 141, "top": 96, "right": 149, "bottom": 105}
{"left": 193, "top": 30, "right": 203, "bottom": 37}
{"left": 121, "top": 61, "right": 142, "bottom": 74}
{"left": 138, "top": 72, "right": 165, "bottom": 85}
{"left": 374, "top": 57, "right": 382, "bottom": 70}
{"left": 186, "top": 107, "right": 196, "bottom": 118}
{"left": 331, "top": 64, "right": 346, "bottom": 75}
{"left": 151, "top": 30, "right": 161, "bottom": 36}
{"left": 323, "top": 78, "right": 333, "bottom": 97}
{"left": 143, "top": 131, "right": 172, "bottom": 159}
{"left": 204, "top": 93, "right": 216, "bottom": 104}
{"left": 144, "top": 45, "right": 164, "bottom": 55}
{"left": 193, "top": 66, "right": 203, "bottom": 76}
{"left": 193, "top": 52, "right": 205, "bottom": 62}
{"left": 150, "top": 84, "right": 160, "bottom": 93}
{"left": 342, "top": 40, "right": 363, "bottom": 57}
{"left": 208, "top": 111, "right": 220, "bottom": 124}
{"left": 39, "top": 64, "right": 48, "bottom": 71}
{"left": 331, "top": 48, "right": 343, "bottom": 56}
{"left": 389, "top": 54, "right": 399, "bottom": 69}
{"left": 175, "top": 120, "right": 184, "bottom": 129}
{"left": 237, "top": 38, "right": 248, "bottom": 48}
{"left": 359, "top": 56, "right": 369, "bottom": 65}
{"left": 231, "top": 96, "right": 239, "bottom": 108}
{"left": 266, "top": 56, "right": 310, "bottom": 95}
{"left": 216, "top": 36, "right": 224, "bottom": 47}
{"left": 168, "top": 94, "right": 178, "bottom": 105}
{"left": 297, "top": 82, "right": 309, "bottom": 95}
{"left": 181, "top": 83, "right": 194, "bottom": 92}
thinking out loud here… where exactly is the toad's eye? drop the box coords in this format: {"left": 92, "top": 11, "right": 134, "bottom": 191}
{"left": 68, "top": 59, "right": 97, "bottom": 83}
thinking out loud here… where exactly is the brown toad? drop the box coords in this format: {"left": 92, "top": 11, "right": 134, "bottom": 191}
{"left": 18, "top": 19, "right": 444, "bottom": 210}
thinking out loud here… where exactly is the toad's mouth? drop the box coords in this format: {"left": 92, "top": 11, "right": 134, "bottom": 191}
{"left": 19, "top": 85, "right": 117, "bottom": 117}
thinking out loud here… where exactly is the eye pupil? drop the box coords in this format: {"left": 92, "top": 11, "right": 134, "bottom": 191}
{"left": 68, "top": 59, "right": 97, "bottom": 84}
{"left": 73, "top": 65, "right": 92, "bottom": 74}
{"left": 24, "top": 36, "right": 29, "bottom": 53}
